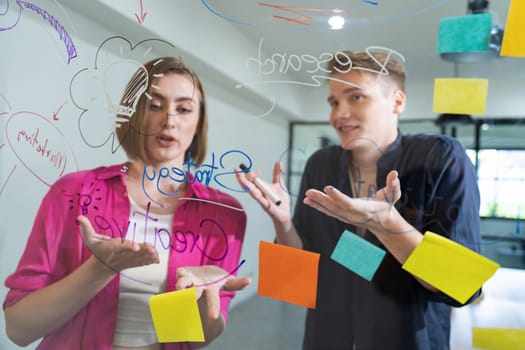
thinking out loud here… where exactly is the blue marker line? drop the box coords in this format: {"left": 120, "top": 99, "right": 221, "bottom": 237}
{"left": 200, "top": 0, "right": 449, "bottom": 30}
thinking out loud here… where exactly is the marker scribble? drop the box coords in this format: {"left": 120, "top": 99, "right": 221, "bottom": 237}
{"left": 52, "top": 101, "right": 66, "bottom": 121}
{"left": 257, "top": 3, "right": 350, "bottom": 27}
{"left": 135, "top": 0, "right": 148, "bottom": 24}
{"left": 5, "top": 0, "right": 78, "bottom": 63}
{"left": 0, "top": 0, "right": 22, "bottom": 31}
{"left": 6, "top": 111, "right": 79, "bottom": 186}
{"left": 201, "top": 0, "right": 449, "bottom": 30}
{"left": 0, "top": 164, "right": 16, "bottom": 199}
{"left": 69, "top": 36, "right": 176, "bottom": 153}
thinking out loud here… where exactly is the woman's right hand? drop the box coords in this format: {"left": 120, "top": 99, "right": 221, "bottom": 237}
{"left": 235, "top": 161, "right": 292, "bottom": 225}
{"left": 77, "top": 215, "right": 159, "bottom": 273}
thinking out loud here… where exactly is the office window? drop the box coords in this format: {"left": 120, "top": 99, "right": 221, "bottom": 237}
{"left": 289, "top": 120, "right": 525, "bottom": 218}
{"left": 476, "top": 150, "right": 525, "bottom": 218}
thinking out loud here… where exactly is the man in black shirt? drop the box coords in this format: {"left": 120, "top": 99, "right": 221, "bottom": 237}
{"left": 237, "top": 49, "right": 481, "bottom": 350}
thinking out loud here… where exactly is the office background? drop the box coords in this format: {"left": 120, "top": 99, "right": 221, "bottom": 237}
{"left": 1, "top": 1, "right": 524, "bottom": 349}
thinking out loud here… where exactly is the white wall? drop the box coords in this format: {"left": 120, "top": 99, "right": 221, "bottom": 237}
{"left": 0, "top": 1, "right": 290, "bottom": 348}
{"left": 298, "top": 58, "right": 525, "bottom": 122}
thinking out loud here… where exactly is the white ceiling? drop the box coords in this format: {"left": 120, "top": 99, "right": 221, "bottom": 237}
{"left": 202, "top": 0, "right": 517, "bottom": 86}
{"left": 67, "top": 0, "right": 524, "bottom": 121}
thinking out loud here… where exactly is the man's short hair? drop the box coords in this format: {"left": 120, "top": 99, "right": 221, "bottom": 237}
{"left": 327, "top": 50, "right": 406, "bottom": 92}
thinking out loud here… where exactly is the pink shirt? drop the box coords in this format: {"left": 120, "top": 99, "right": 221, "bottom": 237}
{"left": 3, "top": 163, "right": 246, "bottom": 350}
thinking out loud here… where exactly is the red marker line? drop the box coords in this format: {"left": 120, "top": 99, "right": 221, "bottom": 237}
{"left": 135, "top": 0, "right": 148, "bottom": 24}
{"left": 0, "top": 165, "right": 17, "bottom": 198}
{"left": 53, "top": 102, "right": 66, "bottom": 120}
{"left": 258, "top": 3, "right": 350, "bottom": 26}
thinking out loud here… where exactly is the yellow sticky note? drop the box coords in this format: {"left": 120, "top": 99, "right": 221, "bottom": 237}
{"left": 433, "top": 78, "right": 488, "bottom": 115}
{"left": 501, "top": 0, "right": 525, "bottom": 57}
{"left": 473, "top": 327, "right": 525, "bottom": 350}
{"left": 402, "top": 231, "right": 499, "bottom": 304}
{"left": 149, "top": 287, "right": 205, "bottom": 343}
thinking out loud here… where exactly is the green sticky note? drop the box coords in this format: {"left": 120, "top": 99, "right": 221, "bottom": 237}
{"left": 438, "top": 14, "right": 492, "bottom": 53}
{"left": 331, "top": 230, "right": 386, "bottom": 281}
{"left": 149, "top": 288, "right": 205, "bottom": 343}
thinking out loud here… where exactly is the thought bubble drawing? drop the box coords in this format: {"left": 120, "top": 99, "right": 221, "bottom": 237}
{"left": 5, "top": 111, "right": 79, "bottom": 186}
{"left": 69, "top": 36, "right": 176, "bottom": 153}
{"left": 0, "top": 93, "right": 79, "bottom": 199}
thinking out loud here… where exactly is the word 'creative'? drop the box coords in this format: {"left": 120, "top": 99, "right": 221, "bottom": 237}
{"left": 90, "top": 202, "right": 230, "bottom": 262}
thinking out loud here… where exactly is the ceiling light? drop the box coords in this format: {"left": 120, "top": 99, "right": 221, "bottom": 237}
{"left": 328, "top": 15, "right": 345, "bottom": 30}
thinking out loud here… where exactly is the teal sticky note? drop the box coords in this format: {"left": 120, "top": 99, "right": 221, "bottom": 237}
{"left": 331, "top": 230, "right": 386, "bottom": 281}
{"left": 438, "top": 14, "right": 492, "bottom": 53}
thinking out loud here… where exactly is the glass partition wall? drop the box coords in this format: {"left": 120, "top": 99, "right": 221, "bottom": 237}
{"left": 287, "top": 117, "right": 525, "bottom": 269}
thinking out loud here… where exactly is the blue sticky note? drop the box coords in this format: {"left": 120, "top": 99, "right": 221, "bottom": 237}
{"left": 331, "top": 230, "right": 386, "bottom": 281}
{"left": 438, "top": 14, "right": 492, "bottom": 53}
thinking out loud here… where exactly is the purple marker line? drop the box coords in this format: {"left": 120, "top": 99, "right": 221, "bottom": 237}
{"left": 16, "top": 0, "right": 77, "bottom": 63}
{"left": 120, "top": 272, "right": 153, "bottom": 286}
{"left": 0, "top": 1, "right": 9, "bottom": 15}
{"left": 0, "top": 0, "right": 22, "bottom": 31}
{"left": 193, "top": 259, "right": 246, "bottom": 288}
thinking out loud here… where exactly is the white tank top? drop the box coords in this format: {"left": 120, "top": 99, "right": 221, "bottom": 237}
{"left": 113, "top": 198, "right": 172, "bottom": 347}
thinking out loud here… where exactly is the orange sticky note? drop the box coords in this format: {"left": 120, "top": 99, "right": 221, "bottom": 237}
{"left": 501, "top": 0, "right": 525, "bottom": 57}
{"left": 149, "top": 288, "right": 205, "bottom": 343}
{"left": 258, "top": 241, "right": 319, "bottom": 309}
{"left": 473, "top": 327, "right": 525, "bottom": 350}
{"left": 433, "top": 78, "right": 488, "bottom": 115}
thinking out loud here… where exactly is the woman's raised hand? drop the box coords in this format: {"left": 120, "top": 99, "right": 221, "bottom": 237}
{"left": 78, "top": 215, "right": 159, "bottom": 273}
